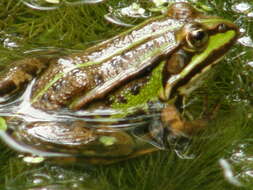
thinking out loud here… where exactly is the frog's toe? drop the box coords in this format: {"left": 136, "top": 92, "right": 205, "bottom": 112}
{"left": 0, "top": 57, "right": 47, "bottom": 98}
{"left": 0, "top": 70, "right": 32, "bottom": 100}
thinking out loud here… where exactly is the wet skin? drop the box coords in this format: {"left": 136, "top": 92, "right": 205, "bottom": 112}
{"left": 0, "top": 3, "right": 238, "bottom": 164}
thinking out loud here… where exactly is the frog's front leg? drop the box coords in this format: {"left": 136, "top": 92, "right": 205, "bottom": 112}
{"left": 161, "top": 104, "right": 206, "bottom": 136}
{"left": 0, "top": 57, "right": 48, "bottom": 97}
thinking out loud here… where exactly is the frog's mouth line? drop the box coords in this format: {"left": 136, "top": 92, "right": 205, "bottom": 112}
{"left": 169, "top": 30, "right": 237, "bottom": 98}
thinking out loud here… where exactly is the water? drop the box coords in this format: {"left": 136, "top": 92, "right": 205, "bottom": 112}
{"left": 22, "top": 0, "right": 107, "bottom": 10}
{"left": 0, "top": 78, "right": 164, "bottom": 159}
{"left": 5, "top": 165, "right": 91, "bottom": 190}
{"left": 0, "top": 0, "right": 253, "bottom": 189}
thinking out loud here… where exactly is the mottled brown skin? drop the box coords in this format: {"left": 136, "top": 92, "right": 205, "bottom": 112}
{"left": 0, "top": 58, "right": 47, "bottom": 96}
{"left": 0, "top": 2, "right": 233, "bottom": 110}
{"left": 31, "top": 29, "right": 179, "bottom": 111}
{"left": 0, "top": 2, "right": 238, "bottom": 164}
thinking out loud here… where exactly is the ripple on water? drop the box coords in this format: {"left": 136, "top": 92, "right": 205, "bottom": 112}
{"left": 232, "top": 2, "right": 252, "bottom": 13}
{"left": 0, "top": 32, "right": 21, "bottom": 49}
{"left": 238, "top": 36, "right": 253, "bottom": 47}
{"left": 21, "top": 0, "right": 106, "bottom": 10}
{"left": 247, "top": 61, "right": 253, "bottom": 67}
{"left": 224, "top": 139, "right": 253, "bottom": 186}
{"left": 6, "top": 165, "right": 91, "bottom": 190}
{"left": 231, "top": 2, "right": 253, "bottom": 18}
{"left": 104, "top": 2, "right": 151, "bottom": 27}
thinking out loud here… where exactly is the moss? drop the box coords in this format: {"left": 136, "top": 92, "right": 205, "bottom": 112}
{"left": 0, "top": 0, "right": 253, "bottom": 190}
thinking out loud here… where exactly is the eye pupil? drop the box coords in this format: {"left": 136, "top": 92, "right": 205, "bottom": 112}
{"left": 193, "top": 31, "right": 205, "bottom": 41}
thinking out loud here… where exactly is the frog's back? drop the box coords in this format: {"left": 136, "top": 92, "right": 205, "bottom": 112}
{"left": 31, "top": 16, "right": 184, "bottom": 111}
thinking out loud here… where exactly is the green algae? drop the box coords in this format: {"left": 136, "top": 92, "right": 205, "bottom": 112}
{"left": 0, "top": 0, "right": 253, "bottom": 190}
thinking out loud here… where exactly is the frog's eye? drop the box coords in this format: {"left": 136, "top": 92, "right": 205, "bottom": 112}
{"left": 185, "top": 29, "right": 209, "bottom": 51}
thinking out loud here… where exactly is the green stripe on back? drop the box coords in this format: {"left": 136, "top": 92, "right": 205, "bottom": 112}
{"left": 32, "top": 24, "right": 180, "bottom": 103}
{"left": 31, "top": 72, "right": 64, "bottom": 103}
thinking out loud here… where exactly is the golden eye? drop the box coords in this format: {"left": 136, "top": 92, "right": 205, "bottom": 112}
{"left": 186, "top": 29, "right": 209, "bottom": 51}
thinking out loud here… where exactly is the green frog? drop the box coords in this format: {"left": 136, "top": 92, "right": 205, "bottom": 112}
{"left": 0, "top": 2, "right": 238, "bottom": 164}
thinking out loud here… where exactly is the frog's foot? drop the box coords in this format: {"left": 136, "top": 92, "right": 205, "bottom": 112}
{"left": 161, "top": 105, "right": 207, "bottom": 136}
{"left": 0, "top": 58, "right": 47, "bottom": 98}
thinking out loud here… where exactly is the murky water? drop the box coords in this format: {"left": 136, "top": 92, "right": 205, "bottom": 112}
{"left": 0, "top": 0, "right": 253, "bottom": 189}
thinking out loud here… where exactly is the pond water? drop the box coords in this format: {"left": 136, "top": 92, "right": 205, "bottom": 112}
{"left": 0, "top": 0, "right": 253, "bottom": 189}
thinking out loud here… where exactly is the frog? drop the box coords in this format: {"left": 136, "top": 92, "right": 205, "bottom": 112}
{"left": 0, "top": 2, "right": 238, "bottom": 164}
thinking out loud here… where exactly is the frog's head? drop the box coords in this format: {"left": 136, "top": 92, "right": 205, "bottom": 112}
{"left": 162, "top": 2, "right": 239, "bottom": 100}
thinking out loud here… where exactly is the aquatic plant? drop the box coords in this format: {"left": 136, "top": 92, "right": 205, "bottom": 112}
{"left": 0, "top": 0, "right": 253, "bottom": 189}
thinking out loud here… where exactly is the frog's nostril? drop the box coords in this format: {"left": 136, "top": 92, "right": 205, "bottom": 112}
{"left": 218, "top": 23, "right": 228, "bottom": 32}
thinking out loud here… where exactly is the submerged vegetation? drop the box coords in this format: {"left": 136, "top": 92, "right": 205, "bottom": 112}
{"left": 0, "top": 0, "right": 253, "bottom": 189}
